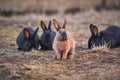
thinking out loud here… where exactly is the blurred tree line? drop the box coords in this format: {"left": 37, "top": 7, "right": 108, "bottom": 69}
{"left": 0, "top": 0, "right": 119, "bottom": 16}
{"left": 98, "top": 0, "right": 120, "bottom": 10}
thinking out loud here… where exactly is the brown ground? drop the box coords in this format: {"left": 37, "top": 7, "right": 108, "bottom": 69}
{"left": 0, "top": 10, "right": 120, "bottom": 80}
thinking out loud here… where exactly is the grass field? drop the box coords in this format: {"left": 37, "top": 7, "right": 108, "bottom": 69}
{"left": 0, "top": 10, "right": 120, "bottom": 80}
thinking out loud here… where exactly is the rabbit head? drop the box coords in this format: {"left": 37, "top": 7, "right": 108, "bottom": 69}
{"left": 88, "top": 24, "right": 103, "bottom": 48}
{"left": 40, "top": 20, "right": 55, "bottom": 43}
{"left": 53, "top": 19, "right": 68, "bottom": 41}
{"left": 23, "top": 27, "right": 39, "bottom": 50}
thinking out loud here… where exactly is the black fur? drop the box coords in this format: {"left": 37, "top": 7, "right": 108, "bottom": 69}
{"left": 88, "top": 24, "right": 120, "bottom": 49}
{"left": 40, "top": 20, "right": 56, "bottom": 50}
{"left": 16, "top": 27, "right": 39, "bottom": 51}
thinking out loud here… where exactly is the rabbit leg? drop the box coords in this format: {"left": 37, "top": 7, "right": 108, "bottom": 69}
{"left": 70, "top": 54, "right": 74, "bottom": 59}
{"left": 62, "top": 50, "right": 69, "bottom": 60}
{"left": 69, "top": 47, "right": 75, "bottom": 59}
{"left": 56, "top": 51, "right": 61, "bottom": 60}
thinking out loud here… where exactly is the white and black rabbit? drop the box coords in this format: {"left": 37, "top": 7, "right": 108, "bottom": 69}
{"left": 40, "top": 20, "right": 56, "bottom": 50}
{"left": 17, "top": 27, "right": 39, "bottom": 51}
{"left": 88, "top": 24, "right": 120, "bottom": 49}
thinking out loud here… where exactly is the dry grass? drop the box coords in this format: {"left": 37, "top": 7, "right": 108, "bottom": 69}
{"left": 91, "top": 42, "right": 110, "bottom": 53}
{"left": 0, "top": 10, "right": 120, "bottom": 80}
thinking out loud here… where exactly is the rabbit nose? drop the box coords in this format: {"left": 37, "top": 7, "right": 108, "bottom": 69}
{"left": 62, "top": 32, "right": 67, "bottom": 40}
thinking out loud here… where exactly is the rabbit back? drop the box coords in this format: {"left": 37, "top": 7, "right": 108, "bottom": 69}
{"left": 17, "top": 27, "right": 39, "bottom": 51}
{"left": 102, "top": 25, "right": 120, "bottom": 47}
{"left": 88, "top": 24, "right": 120, "bottom": 48}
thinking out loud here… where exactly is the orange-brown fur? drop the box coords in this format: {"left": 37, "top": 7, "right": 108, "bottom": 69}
{"left": 53, "top": 19, "right": 75, "bottom": 60}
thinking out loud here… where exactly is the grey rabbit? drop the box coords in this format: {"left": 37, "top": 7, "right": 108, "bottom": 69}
{"left": 40, "top": 20, "right": 56, "bottom": 50}
{"left": 16, "top": 27, "right": 39, "bottom": 51}
{"left": 88, "top": 24, "right": 120, "bottom": 49}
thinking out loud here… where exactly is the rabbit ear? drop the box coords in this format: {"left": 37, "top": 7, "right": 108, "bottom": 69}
{"left": 41, "top": 21, "right": 47, "bottom": 31}
{"left": 48, "top": 20, "right": 51, "bottom": 30}
{"left": 53, "top": 19, "right": 61, "bottom": 31}
{"left": 93, "top": 26, "right": 98, "bottom": 36}
{"left": 90, "top": 24, "right": 98, "bottom": 36}
{"left": 62, "top": 18, "right": 67, "bottom": 29}
{"left": 23, "top": 28, "right": 30, "bottom": 38}
{"left": 32, "top": 27, "right": 39, "bottom": 38}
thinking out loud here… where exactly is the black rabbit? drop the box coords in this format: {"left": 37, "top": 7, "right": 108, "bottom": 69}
{"left": 40, "top": 20, "right": 56, "bottom": 50}
{"left": 88, "top": 24, "right": 120, "bottom": 49}
{"left": 16, "top": 27, "right": 39, "bottom": 51}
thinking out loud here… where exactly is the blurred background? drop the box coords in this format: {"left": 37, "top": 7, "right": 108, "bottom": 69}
{"left": 0, "top": 0, "right": 120, "bottom": 16}
{"left": 0, "top": 0, "right": 120, "bottom": 49}
{"left": 0, "top": 1, "right": 120, "bottom": 80}
{"left": 0, "top": 0, "right": 120, "bottom": 26}
{"left": 0, "top": 0, "right": 120, "bottom": 47}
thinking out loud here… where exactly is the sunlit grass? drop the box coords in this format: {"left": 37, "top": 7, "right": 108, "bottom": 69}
{"left": 91, "top": 42, "right": 110, "bottom": 53}
{"left": 0, "top": 10, "right": 120, "bottom": 80}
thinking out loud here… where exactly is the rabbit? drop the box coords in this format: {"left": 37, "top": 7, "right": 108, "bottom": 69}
{"left": 88, "top": 24, "right": 120, "bottom": 49}
{"left": 16, "top": 26, "right": 39, "bottom": 51}
{"left": 53, "top": 19, "right": 75, "bottom": 60}
{"left": 40, "top": 20, "right": 56, "bottom": 50}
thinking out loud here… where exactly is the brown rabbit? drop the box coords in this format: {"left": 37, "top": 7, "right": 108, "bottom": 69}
{"left": 53, "top": 19, "right": 75, "bottom": 60}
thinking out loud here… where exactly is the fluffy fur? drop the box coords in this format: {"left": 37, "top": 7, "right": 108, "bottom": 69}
{"left": 40, "top": 20, "right": 56, "bottom": 50}
{"left": 16, "top": 27, "right": 39, "bottom": 51}
{"left": 53, "top": 19, "right": 75, "bottom": 60}
{"left": 88, "top": 24, "right": 120, "bottom": 49}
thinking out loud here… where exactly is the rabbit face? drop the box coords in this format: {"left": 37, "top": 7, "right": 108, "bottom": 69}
{"left": 88, "top": 24, "right": 103, "bottom": 48}
{"left": 57, "top": 29, "right": 67, "bottom": 41}
{"left": 44, "top": 30, "right": 53, "bottom": 42}
{"left": 53, "top": 19, "right": 67, "bottom": 41}
{"left": 40, "top": 20, "right": 56, "bottom": 43}
{"left": 23, "top": 27, "right": 39, "bottom": 50}
{"left": 89, "top": 35, "right": 103, "bottom": 48}
{"left": 28, "top": 36, "right": 38, "bottom": 49}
